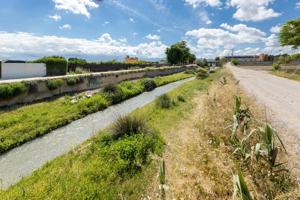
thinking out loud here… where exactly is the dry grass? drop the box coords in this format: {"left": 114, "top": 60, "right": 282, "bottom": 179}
{"left": 146, "top": 69, "right": 299, "bottom": 200}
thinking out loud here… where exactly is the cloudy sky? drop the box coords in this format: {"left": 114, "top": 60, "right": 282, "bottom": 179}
{"left": 0, "top": 0, "right": 299, "bottom": 61}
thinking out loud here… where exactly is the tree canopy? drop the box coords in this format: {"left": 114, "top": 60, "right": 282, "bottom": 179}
{"left": 279, "top": 18, "right": 300, "bottom": 49}
{"left": 165, "top": 41, "right": 196, "bottom": 64}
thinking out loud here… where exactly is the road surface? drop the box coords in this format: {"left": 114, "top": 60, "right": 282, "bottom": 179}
{"left": 229, "top": 65, "right": 300, "bottom": 180}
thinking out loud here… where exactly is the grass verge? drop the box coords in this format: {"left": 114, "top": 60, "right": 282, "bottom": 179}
{"left": 0, "top": 72, "right": 192, "bottom": 154}
{"left": 271, "top": 70, "right": 300, "bottom": 82}
{"left": 0, "top": 70, "right": 222, "bottom": 200}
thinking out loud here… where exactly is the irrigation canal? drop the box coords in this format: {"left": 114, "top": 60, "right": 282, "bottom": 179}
{"left": 0, "top": 77, "right": 194, "bottom": 189}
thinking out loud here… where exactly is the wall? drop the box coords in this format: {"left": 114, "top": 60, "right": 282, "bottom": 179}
{"left": 68, "top": 63, "right": 167, "bottom": 72}
{"left": 1, "top": 63, "right": 46, "bottom": 80}
{"left": 0, "top": 66, "right": 193, "bottom": 107}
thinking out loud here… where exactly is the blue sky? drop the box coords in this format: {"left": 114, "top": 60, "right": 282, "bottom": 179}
{"left": 0, "top": 0, "right": 299, "bottom": 61}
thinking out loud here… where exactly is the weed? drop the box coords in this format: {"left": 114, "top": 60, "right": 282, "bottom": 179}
{"left": 0, "top": 82, "right": 28, "bottom": 100}
{"left": 233, "top": 170, "right": 253, "bottom": 200}
{"left": 111, "top": 115, "right": 148, "bottom": 140}
{"left": 142, "top": 79, "right": 157, "bottom": 91}
{"left": 47, "top": 79, "right": 64, "bottom": 90}
{"left": 156, "top": 94, "right": 173, "bottom": 109}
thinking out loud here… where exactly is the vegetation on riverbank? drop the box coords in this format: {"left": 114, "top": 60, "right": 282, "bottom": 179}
{"left": 145, "top": 69, "right": 298, "bottom": 199}
{"left": 0, "top": 69, "right": 221, "bottom": 199}
{"left": 0, "top": 72, "right": 192, "bottom": 154}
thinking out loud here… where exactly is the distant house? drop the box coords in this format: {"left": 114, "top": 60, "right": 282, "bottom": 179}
{"left": 124, "top": 55, "right": 139, "bottom": 64}
{"left": 207, "top": 59, "right": 219, "bottom": 67}
{"left": 224, "top": 55, "right": 258, "bottom": 62}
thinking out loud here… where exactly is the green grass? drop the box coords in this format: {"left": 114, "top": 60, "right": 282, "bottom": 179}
{"left": 271, "top": 71, "right": 300, "bottom": 82}
{"left": 0, "top": 70, "right": 223, "bottom": 200}
{"left": 0, "top": 72, "right": 192, "bottom": 154}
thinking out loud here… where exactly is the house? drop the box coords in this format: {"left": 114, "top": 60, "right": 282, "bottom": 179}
{"left": 124, "top": 56, "right": 139, "bottom": 63}
{"left": 207, "top": 59, "right": 219, "bottom": 67}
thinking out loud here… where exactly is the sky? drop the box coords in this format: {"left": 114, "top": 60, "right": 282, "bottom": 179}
{"left": 0, "top": 0, "right": 299, "bottom": 61}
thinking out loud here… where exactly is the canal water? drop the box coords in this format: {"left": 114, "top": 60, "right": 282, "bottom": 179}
{"left": 0, "top": 77, "right": 194, "bottom": 189}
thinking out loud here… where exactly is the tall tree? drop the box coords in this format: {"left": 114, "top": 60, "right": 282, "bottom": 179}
{"left": 165, "top": 41, "right": 196, "bottom": 64}
{"left": 279, "top": 18, "right": 300, "bottom": 49}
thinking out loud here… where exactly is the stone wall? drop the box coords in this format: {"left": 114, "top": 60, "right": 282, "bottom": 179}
{"left": 0, "top": 66, "right": 192, "bottom": 107}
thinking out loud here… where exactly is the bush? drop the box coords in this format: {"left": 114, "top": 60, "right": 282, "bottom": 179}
{"left": 196, "top": 67, "right": 209, "bottom": 79}
{"left": 111, "top": 115, "right": 148, "bottom": 140}
{"left": 103, "top": 84, "right": 118, "bottom": 93}
{"left": 77, "top": 94, "right": 108, "bottom": 115}
{"left": 66, "top": 77, "right": 83, "bottom": 86}
{"left": 33, "top": 56, "right": 68, "bottom": 76}
{"left": 272, "top": 63, "right": 281, "bottom": 71}
{"left": 0, "top": 82, "right": 27, "bottom": 100}
{"left": 184, "top": 69, "right": 195, "bottom": 74}
{"left": 232, "top": 58, "right": 239, "bottom": 66}
{"left": 142, "top": 79, "right": 157, "bottom": 91}
{"left": 47, "top": 79, "right": 64, "bottom": 90}
{"left": 156, "top": 94, "right": 172, "bottom": 109}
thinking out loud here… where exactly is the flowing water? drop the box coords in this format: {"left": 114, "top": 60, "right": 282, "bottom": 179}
{"left": 0, "top": 77, "right": 194, "bottom": 189}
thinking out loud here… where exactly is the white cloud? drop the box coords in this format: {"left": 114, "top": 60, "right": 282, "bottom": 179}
{"left": 102, "top": 21, "right": 110, "bottom": 26}
{"left": 270, "top": 25, "right": 281, "bottom": 33}
{"left": 199, "top": 12, "right": 212, "bottom": 25}
{"left": 119, "top": 38, "right": 127, "bottom": 43}
{"left": 185, "top": 0, "right": 222, "bottom": 7}
{"left": 228, "top": 0, "right": 281, "bottom": 21}
{"left": 185, "top": 23, "right": 299, "bottom": 58}
{"left": 48, "top": 14, "right": 62, "bottom": 22}
{"left": 146, "top": 0, "right": 167, "bottom": 11}
{"left": 0, "top": 32, "right": 167, "bottom": 59}
{"left": 296, "top": 2, "right": 300, "bottom": 8}
{"left": 53, "top": 0, "right": 99, "bottom": 18}
{"left": 129, "top": 17, "right": 135, "bottom": 23}
{"left": 146, "top": 34, "right": 160, "bottom": 40}
{"left": 59, "top": 24, "right": 72, "bottom": 30}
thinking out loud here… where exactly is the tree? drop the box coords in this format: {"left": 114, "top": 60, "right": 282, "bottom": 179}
{"left": 279, "top": 18, "right": 300, "bottom": 49}
{"left": 165, "top": 41, "right": 196, "bottom": 64}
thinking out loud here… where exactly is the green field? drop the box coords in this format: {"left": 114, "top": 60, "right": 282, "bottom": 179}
{"left": 0, "top": 72, "right": 193, "bottom": 154}
{"left": 0, "top": 70, "right": 222, "bottom": 200}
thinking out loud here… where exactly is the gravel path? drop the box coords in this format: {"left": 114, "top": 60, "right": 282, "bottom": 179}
{"left": 229, "top": 65, "right": 300, "bottom": 179}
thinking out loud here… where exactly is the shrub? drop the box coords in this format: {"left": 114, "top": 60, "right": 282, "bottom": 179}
{"left": 272, "top": 63, "right": 281, "bottom": 71}
{"left": 103, "top": 84, "right": 118, "bottom": 93}
{"left": 0, "top": 82, "right": 27, "bottom": 100}
{"left": 232, "top": 58, "right": 239, "bottom": 66}
{"left": 47, "top": 79, "right": 64, "bottom": 91}
{"left": 196, "top": 67, "right": 209, "bottom": 79}
{"left": 33, "top": 56, "right": 68, "bottom": 76}
{"left": 77, "top": 94, "right": 108, "bottom": 115}
{"left": 74, "top": 67, "right": 89, "bottom": 74}
{"left": 111, "top": 115, "right": 148, "bottom": 140}
{"left": 184, "top": 69, "right": 195, "bottom": 74}
{"left": 25, "top": 81, "right": 38, "bottom": 93}
{"left": 142, "top": 79, "right": 157, "bottom": 91}
{"left": 66, "top": 77, "right": 83, "bottom": 86}
{"left": 156, "top": 94, "right": 172, "bottom": 109}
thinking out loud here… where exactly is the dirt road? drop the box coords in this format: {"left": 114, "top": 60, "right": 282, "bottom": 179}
{"left": 229, "top": 65, "right": 300, "bottom": 179}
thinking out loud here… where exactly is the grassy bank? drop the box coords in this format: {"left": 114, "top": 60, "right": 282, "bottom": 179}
{"left": 272, "top": 70, "right": 300, "bottom": 82}
{"left": 0, "top": 70, "right": 222, "bottom": 199}
{"left": 0, "top": 72, "right": 192, "bottom": 154}
{"left": 146, "top": 69, "right": 298, "bottom": 199}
